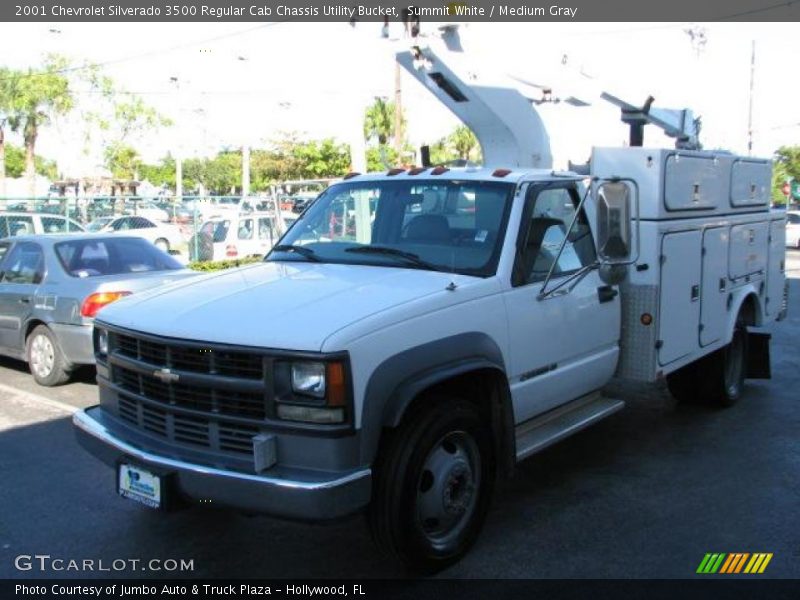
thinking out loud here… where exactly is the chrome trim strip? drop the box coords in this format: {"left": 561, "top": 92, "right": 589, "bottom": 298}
{"left": 73, "top": 409, "right": 370, "bottom": 491}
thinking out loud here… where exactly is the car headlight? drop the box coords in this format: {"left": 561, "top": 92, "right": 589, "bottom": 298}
{"left": 291, "top": 362, "right": 326, "bottom": 398}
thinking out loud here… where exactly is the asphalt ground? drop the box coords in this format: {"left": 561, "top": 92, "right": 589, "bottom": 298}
{"left": 0, "top": 251, "right": 798, "bottom": 579}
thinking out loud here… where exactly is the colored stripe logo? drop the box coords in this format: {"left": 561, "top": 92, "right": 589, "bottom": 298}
{"left": 697, "top": 553, "right": 773, "bottom": 574}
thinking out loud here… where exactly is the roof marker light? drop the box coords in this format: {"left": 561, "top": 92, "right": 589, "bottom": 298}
{"left": 408, "top": 167, "right": 427, "bottom": 176}
{"left": 343, "top": 172, "right": 361, "bottom": 180}
{"left": 492, "top": 168, "right": 512, "bottom": 177}
{"left": 431, "top": 166, "right": 450, "bottom": 175}
{"left": 387, "top": 168, "right": 405, "bottom": 176}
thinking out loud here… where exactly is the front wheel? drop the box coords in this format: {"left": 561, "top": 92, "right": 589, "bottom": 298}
{"left": 368, "top": 397, "right": 495, "bottom": 572}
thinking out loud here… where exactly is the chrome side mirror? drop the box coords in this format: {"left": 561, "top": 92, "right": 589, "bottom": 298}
{"left": 595, "top": 179, "right": 639, "bottom": 265}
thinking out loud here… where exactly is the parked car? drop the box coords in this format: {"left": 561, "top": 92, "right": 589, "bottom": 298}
{"left": 92, "top": 215, "right": 185, "bottom": 253}
{"left": 124, "top": 200, "right": 170, "bottom": 223}
{"left": 86, "top": 216, "right": 115, "bottom": 232}
{"left": 291, "top": 193, "right": 318, "bottom": 214}
{"left": 786, "top": 211, "right": 800, "bottom": 249}
{"left": 188, "top": 212, "right": 288, "bottom": 262}
{"left": 0, "top": 212, "right": 85, "bottom": 237}
{"left": 0, "top": 234, "right": 196, "bottom": 386}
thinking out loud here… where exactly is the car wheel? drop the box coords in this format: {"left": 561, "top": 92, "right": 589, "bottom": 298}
{"left": 703, "top": 323, "right": 748, "bottom": 407}
{"left": 27, "top": 325, "right": 71, "bottom": 387}
{"left": 368, "top": 397, "right": 495, "bottom": 572}
{"left": 154, "top": 238, "right": 170, "bottom": 253}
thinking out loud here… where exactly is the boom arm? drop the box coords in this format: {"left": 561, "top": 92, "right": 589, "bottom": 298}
{"left": 397, "top": 44, "right": 553, "bottom": 169}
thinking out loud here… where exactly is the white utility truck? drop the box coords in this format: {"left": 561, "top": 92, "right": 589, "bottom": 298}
{"left": 73, "top": 37, "right": 788, "bottom": 571}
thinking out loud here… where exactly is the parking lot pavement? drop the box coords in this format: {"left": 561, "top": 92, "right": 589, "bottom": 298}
{"left": 0, "top": 254, "right": 798, "bottom": 579}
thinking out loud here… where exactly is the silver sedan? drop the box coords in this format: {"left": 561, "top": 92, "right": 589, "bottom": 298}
{"left": 0, "top": 234, "right": 197, "bottom": 386}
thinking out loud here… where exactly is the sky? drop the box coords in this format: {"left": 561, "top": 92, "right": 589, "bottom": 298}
{"left": 0, "top": 20, "right": 798, "bottom": 178}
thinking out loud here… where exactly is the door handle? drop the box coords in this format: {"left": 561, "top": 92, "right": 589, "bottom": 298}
{"left": 597, "top": 286, "right": 618, "bottom": 303}
{"left": 19, "top": 297, "right": 30, "bottom": 304}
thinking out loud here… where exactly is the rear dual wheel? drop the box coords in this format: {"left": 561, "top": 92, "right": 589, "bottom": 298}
{"left": 667, "top": 323, "right": 747, "bottom": 407}
{"left": 368, "top": 397, "right": 495, "bottom": 572}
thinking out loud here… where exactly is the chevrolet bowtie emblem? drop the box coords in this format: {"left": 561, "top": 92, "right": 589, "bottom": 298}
{"left": 153, "top": 368, "right": 179, "bottom": 384}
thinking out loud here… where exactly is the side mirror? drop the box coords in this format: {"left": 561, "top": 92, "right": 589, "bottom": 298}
{"left": 596, "top": 180, "right": 637, "bottom": 264}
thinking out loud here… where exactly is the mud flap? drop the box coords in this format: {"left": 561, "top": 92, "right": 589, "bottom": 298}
{"left": 746, "top": 331, "right": 772, "bottom": 379}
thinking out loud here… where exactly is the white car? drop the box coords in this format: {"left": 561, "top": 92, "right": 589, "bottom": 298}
{"left": 189, "top": 211, "right": 289, "bottom": 262}
{"left": 0, "top": 212, "right": 85, "bottom": 237}
{"left": 786, "top": 211, "right": 800, "bottom": 249}
{"left": 93, "top": 215, "right": 184, "bottom": 253}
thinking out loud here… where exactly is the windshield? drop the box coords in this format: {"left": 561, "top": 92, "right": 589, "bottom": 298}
{"left": 269, "top": 179, "right": 515, "bottom": 277}
{"left": 55, "top": 237, "right": 184, "bottom": 277}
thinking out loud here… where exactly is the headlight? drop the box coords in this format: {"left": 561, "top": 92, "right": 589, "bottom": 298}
{"left": 291, "top": 362, "right": 326, "bottom": 398}
{"left": 95, "top": 328, "right": 109, "bottom": 357}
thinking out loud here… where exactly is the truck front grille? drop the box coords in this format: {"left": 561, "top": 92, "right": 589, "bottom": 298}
{"left": 117, "top": 395, "right": 259, "bottom": 455}
{"left": 109, "top": 331, "right": 271, "bottom": 458}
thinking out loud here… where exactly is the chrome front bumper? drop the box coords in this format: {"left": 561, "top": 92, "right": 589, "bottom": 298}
{"left": 73, "top": 407, "right": 372, "bottom": 520}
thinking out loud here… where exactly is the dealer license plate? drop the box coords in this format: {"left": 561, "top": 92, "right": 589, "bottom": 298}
{"left": 118, "top": 464, "right": 161, "bottom": 509}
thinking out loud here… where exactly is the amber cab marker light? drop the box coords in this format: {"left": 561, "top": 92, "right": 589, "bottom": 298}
{"left": 492, "top": 168, "right": 512, "bottom": 177}
{"left": 81, "top": 292, "right": 132, "bottom": 318}
{"left": 431, "top": 166, "right": 450, "bottom": 175}
{"left": 387, "top": 168, "right": 406, "bottom": 176}
{"left": 326, "top": 362, "right": 347, "bottom": 407}
{"left": 641, "top": 313, "right": 653, "bottom": 326}
{"left": 408, "top": 167, "right": 427, "bottom": 175}
{"left": 343, "top": 172, "right": 361, "bottom": 180}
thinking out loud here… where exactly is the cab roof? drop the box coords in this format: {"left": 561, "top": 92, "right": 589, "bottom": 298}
{"left": 332, "top": 166, "right": 581, "bottom": 186}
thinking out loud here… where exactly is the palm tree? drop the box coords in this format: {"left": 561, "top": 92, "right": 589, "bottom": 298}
{"left": 2, "top": 57, "right": 74, "bottom": 204}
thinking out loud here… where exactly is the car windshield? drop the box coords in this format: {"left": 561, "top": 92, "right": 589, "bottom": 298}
{"left": 55, "top": 237, "right": 183, "bottom": 277}
{"left": 269, "top": 179, "right": 515, "bottom": 277}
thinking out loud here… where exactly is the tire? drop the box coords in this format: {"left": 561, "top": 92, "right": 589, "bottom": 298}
{"left": 667, "top": 322, "right": 748, "bottom": 408}
{"left": 368, "top": 397, "right": 495, "bottom": 572}
{"left": 26, "top": 325, "right": 71, "bottom": 387}
{"left": 666, "top": 360, "right": 701, "bottom": 404}
{"left": 702, "top": 323, "right": 748, "bottom": 407}
{"left": 154, "top": 238, "right": 170, "bottom": 253}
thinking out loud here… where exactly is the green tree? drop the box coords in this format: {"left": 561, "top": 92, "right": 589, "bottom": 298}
{"left": 0, "top": 56, "right": 74, "bottom": 201}
{"left": 429, "top": 125, "right": 482, "bottom": 165}
{"left": 3, "top": 143, "right": 58, "bottom": 179}
{"left": 772, "top": 146, "right": 800, "bottom": 205}
{"left": 104, "top": 142, "right": 142, "bottom": 180}
{"left": 291, "top": 139, "right": 350, "bottom": 179}
{"left": 363, "top": 98, "right": 406, "bottom": 169}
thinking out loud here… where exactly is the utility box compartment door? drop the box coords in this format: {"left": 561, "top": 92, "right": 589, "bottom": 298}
{"left": 730, "top": 159, "right": 771, "bottom": 207}
{"left": 729, "top": 222, "right": 769, "bottom": 280}
{"left": 700, "top": 227, "right": 729, "bottom": 346}
{"left": 766, "top": 219, "right": 786, "bottom": 317}
{"left": 664, "top": 155, "right": 722, "bottom": 212}
{"left": 659, "top": 230, "right": 703, "bottom": 365}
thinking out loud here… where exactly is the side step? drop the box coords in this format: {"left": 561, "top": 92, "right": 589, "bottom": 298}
{"left": 515, "top": 392, "right": 625, "bottom": 461}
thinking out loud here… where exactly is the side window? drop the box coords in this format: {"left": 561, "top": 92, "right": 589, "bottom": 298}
{"left": 112, "top": 218, "right": 129, "bottom": 231}
{"left": 0, "top": 242, "right": 9, "bottom": 264}
{"left": 788, "top": 214, "right": 800, "bottom": 225}
{"left": 1, "top": 242, "right": 45, "bottom": 284}
{"left": 238, "top": 219, "right": 254, "bottom": 240}
{"left": 516, "top": 186, "right": 596, "bottom": 285}
{"left": 258, "top": 217, "right": 275, "bottom": 241}
{"left": 0, "top": 217, "right": 8, "bottom": 239}
{"left": 136, "top": 217, "right": 155, "bottom": 229}
{"left": 41, "top": 216, "right": 68, "bottom": 234}
{"left": 7, "top": 215, "right": 34, "bottom": 237}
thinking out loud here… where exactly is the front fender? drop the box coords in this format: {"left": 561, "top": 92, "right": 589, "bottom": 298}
{"left": 358, "top": 332, "right": 508, "bottom": 465}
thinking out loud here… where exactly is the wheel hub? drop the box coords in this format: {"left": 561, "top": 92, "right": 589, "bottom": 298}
{"left": 442, "top": 463, "right": 474, "bottom": 515}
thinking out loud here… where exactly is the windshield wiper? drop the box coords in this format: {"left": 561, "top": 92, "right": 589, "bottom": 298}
{"left": 270, "top": 244, "right": 320, "bottom": 262}
{"left": 345, "top": 245, "right": 441, "bottom": 271}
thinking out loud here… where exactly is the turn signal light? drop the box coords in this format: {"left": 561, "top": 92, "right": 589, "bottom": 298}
{"left": 226, "top": 245, "right": 238, "bottom": 257}
{"left": 81, "top": 292, "right": 131, "bottom": 318}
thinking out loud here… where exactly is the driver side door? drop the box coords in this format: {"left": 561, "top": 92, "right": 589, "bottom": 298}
{"left": 504, "top": 183, "right": 620, "bottom": 423}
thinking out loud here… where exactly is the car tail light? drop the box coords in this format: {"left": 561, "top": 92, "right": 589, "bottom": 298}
{"left": 226, "top": 245, "right": 238, "bottom": 257}
{"left": 80, "top": 292, "right": 131, "bottom": 318}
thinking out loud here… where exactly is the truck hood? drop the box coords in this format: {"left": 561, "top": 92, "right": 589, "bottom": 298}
{"left": 97, "top": 261, "right": 467, "bottom": 351}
